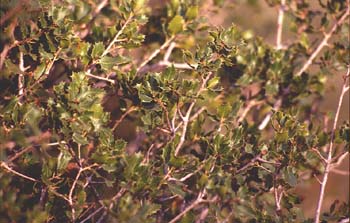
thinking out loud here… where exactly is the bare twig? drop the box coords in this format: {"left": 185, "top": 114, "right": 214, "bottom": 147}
{"left": 331, "top": 151, "right": 349, "bottom": 168}
{"left": 159, "top": 61, "right": 196, "bottom": 70}
{"left": 174, "top": 73, "right": 213, "bottom": 156}
{"left": 45, "top": 141, "right": 67, "bottom": 146}
{"left": 274, "top": 178, "right": 282, "bottom": 212}
{"left": 236, "top": 154, "right": 280, "bottom": 174}
{"left": 101, "top": 13, "right": 134, "bottom": 57}
{"left": 68, "top": 164, "right": 98, "bottom": 220}
{"left": 296, "top": 9, "right": 349, "bottom": 77}
{"left": 97, "top": 188, "right": 127, "bottom": 223}
{"left": 164, "top": 42, "right": 176, "bottom": 62}
{"left": 0, "top": 161, "right": 38, "bottom": 182}
{"left": 311, "top": 147, "right": 327, "bottom": 164}
{"left": 0, "top": 0, "right": 26, "bottom": 26}
{"left": 48, "top": 187, "right": 70, "bottom": 203}
{"left": 339, "top": 218, "right": 349, "bottom": 223}
{"left": 330, "top": 169, "right": 350, "bottom": 175}
{"left": 238, "top": 100, "right": 262, "bottom": 123}
{"left": 80, "top": 206, "right": 105, "bottom": 223}
{"left": 276, "top": 0, "right": 286, "bottom": 49}
{"left": 313, "top": 174, "right": 323, "bottom": 185}
{"left": 169, "top": 190, "right": 216, "bottom": 223}
{"left": 112, "top": 106, "right": 138, "bottom": 131}
{"left": 18, "top": 52, "right": 30, "bottom": 105}
{"left": 95, "top": 0, "right": 108, "bottom": 15}
{"left": 86, "top": 69, "right": 115, "bottom": 84}
{"left": 7, "top": 146, "right": 33, "bottom": 163}
{"left": 258, "top": 98, "right": 282, "bottom": 130}
{"left": 314, "top": 68, "right": 349, "bottom": 223}
{"left": 136, "top": 36, "right": 175, "bottom": 73}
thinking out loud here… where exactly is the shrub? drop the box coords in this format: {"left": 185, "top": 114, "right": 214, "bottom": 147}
{"left": 0, "top": 0, "right": 349, "bottom": 222}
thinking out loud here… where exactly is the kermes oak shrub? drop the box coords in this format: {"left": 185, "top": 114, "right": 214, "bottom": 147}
{"left": 0, "top": 0, "right": 349, "bottom": 222}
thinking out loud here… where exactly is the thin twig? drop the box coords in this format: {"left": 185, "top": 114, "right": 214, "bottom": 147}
{"left": 136, "top": 36, "right": 175, "bottom": 73}
{"left": 164, "top": 42, "right": 176, "bottom": 62}
{"left": 97, "top": 188, "right": 127, "bottom": 222}
{"left": 0, "top": 161, "right": 38, "bottom": 182}
{"left": 7, "top": 146, "right": 33, "bottom": 163}
{"left": 273, "top": 175, "right": 282, "bottom": 212}
{"left": 168, "top": 190, "right": 207, "bottom": 223}
{"left": 236, "top": 155, "right": 260, "bottom": 173}
{"left": 314, "top": 68, "right": 349, "bottom": 223}
{"left": 276, "top": 0, "right": 286, "bottom": 49}
{"left": 80, "top": 206, "right": 105, "bottom": 223}
{"left": 174, "top": 73, "right": 213, "bottom": 156}
{"left": 329, "top": 169, "right": 350, "bottom": 175}
{"left": 238, "top": 100, "right": 262, "bottom": 123}
{"left": 313, "top": 174, "right": 323, "bottom": 185}
{"left": 311, "top": 147, "right": 327, "bottom": 164}
{"left": 331, "top": 151, "right": 349, "bottom": 168}
{"left": 296, "top": 9, "right": 349, "bottom": 77}
{"left": 18, "top": 52, "right": 29, "bottom": 105}
{"left": 48, "top": 187, "right": 70, "bottom": 203}
{"left": 258, "top": 98, "right": 282, "bottom": 130}
{"left": 69, "top": 168, "right": 82, "bottom": 220}
{"left": 101, "top": 13, "right": 134, "bottom": 57}
{"left": 338, "top": 218, "right": 349, "bottom": 223}
{"left": 159, "top": 61, "right": 196, "bottom": 70}
{"left": 86, "top": 69, "right": 115, "bottom": 84}
{"left": 112, "top": 106, "right": 137, "bottom": 131}
{"left": 0, "top": 0, "right": 26, "bottom": 26}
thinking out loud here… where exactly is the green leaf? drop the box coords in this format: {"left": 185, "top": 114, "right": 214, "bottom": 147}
{"left": 168, "top": 15, "right": 184, "bottom": 34}
{"left": 185, "top": 6, "right": 198, "bottom": 20}
{"left": 168, "top": 182, "right": 186, "bottom": 198}
{"left": 34, "top": 63, "right": 46, "bottom": 80}
{"left": 99, "top": 55, "right": 131, "bottom": 70}
{"left": 283, "top": 167, "right": 298, "bottom": 187}
{"left": 276, "top": 131, "right": 288, "bottom": 143}
{"left": 72, "top": 133, "right": 89, "bottom": 145}
{"left": 139, "top": 93, "right": 153, "bottom": 103}
{"left": 207, "top": 76, "right": 220, "bottom": 89}
{"left": 57, "top": 147, "right": 72, "bottom": 172}
{"left": 92, "top": 42, "right": 105, "bottom": 59}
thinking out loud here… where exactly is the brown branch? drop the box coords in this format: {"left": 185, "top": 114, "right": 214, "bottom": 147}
{"left": 314, "top": 68, "right": 349, "bottom": 223}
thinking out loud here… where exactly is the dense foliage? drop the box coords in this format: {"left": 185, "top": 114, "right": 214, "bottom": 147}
{"left": 0, "top": 0, "right": 349, "bottom": 222}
